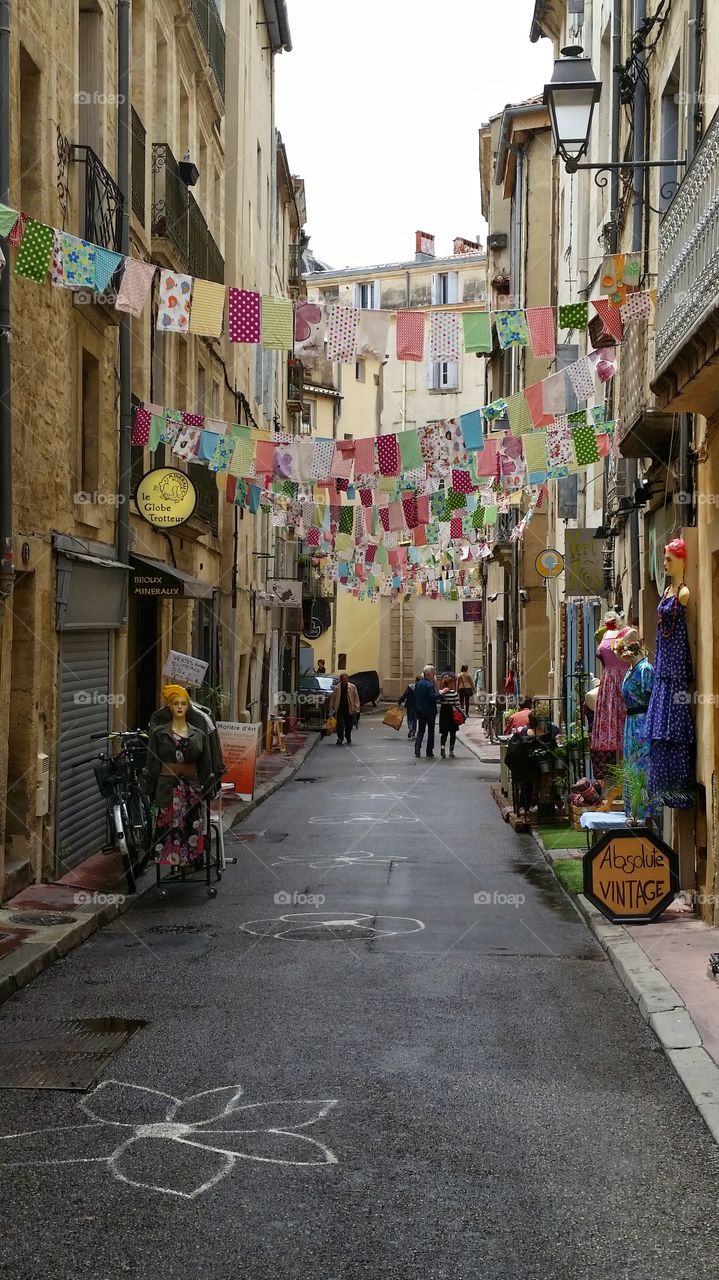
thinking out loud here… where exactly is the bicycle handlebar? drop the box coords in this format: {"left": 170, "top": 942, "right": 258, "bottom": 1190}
{"left": 90, "top": 730, "right": 148, "bottom": 742}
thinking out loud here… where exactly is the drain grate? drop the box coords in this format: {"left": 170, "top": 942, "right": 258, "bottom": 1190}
{"left": 0, "top": 1017, "right": 147, "bottom": 1091}
{"left": 146, "top": 924, "right": 209, "bottom": 935}
{"left": 9, "top": 912, "right": 78, "bottom": 927}
{"left": 292, "top": 777, "right": 318, "bottom": 784}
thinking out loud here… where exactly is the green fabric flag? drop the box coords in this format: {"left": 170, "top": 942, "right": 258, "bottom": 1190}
{"left": 505, "top": 391, "right": 533, "bottom": 436}
{"left": 375, "top": 545, "right": 388, "bottom": 565}
{"left": 572, "top": 424, "right": 600, "bottom": 466}
{"left": 568, "top": 410, "right": 587, "bottom": 424}
{"left": 338, "top": 506, "right": 354, "bottom": 534}
{"left": 472, "top": 506, "right": 486, "bottom": 529}
{"left": 148, "top": 414, "right": 165, "bottom": 452}
{"left": 0, "top": 203, "right": 19, "bottom": 237}
{"left": 462, "top": 310, "right": 492, "bottom": 353}
{"left": 397, "top": 428, "right": 423, "bottom": 470}
{"left": 484, "top": 505, "right": 498, "bottom": 526}
{"left": 445, "top": 490, "right": 467, "bottom": 511}
{"left": 14, "top": 219, "right": 54, "bottom": 282}
{"left": 558, "top": 302, "right": 589, "bottom": 329}
{"left": 522, "top": 430, "right": 548, "bottom": 473}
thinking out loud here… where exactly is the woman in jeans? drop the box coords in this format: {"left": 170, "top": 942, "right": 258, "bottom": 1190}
{"left": 439, "top": 674, "right": 461, "bottom": 758}
{"left": 457, "top": 665, "right": 474, "bottom": 718}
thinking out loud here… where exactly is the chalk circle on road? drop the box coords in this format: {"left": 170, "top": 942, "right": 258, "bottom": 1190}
{"left": 271, "top": 852, "right": 409, "bottom": 870}
{"left": 239, "top": 912, "right": 425, "bottom": 942}
{"left": 307, "top": 814, "right": 418, "bottom": 825}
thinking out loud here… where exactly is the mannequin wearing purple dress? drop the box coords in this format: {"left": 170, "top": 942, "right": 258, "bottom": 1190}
{"left": 643, "top": 593, "right": 694, "bottom": 807}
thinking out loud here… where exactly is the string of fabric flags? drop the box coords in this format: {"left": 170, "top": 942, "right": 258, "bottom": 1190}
{"left": 0, "top": 199, "right": 654, "bottom": 358}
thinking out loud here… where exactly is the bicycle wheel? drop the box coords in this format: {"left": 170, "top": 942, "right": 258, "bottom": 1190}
{"left": 113, "top": 801, "right": 137, "bottom": 894}
{"left": 126, "top": 788, "right": 153, "bottom": 873}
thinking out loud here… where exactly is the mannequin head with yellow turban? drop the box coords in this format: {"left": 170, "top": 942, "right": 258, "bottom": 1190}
{"left": 162, "top": 684, "right": 190, "bottom": 725}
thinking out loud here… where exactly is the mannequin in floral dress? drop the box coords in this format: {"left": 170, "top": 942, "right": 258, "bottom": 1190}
{"left": 590, "top": 609, "right": 630, "bottom": 781}
{"left": 644, "top": 539, "right": 694, "bottom": 808}
{"left": 145, "top": 684, "right": 214, "bottom": 866}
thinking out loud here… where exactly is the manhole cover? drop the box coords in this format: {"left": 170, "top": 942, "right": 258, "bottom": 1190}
{"left": 146, "top": 924, "right": 209, "bottom": 935}
{"left": 9, "top": 912, "right": 77, "bottom": 927}
{"left": 0, "top": 1017, "right": 147, "bottom": 1091}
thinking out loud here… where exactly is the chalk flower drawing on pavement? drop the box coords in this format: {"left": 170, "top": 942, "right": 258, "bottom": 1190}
{"left": 239, "top": 912, "right": 425, "bottom": 941}
{"left": 308, "top": 814, "right": 418, "bottom": 825}
{"left": 0, "top": 1081, "right": 338, "bottom": 1200}
{"left": 271, "top": 851, "right": 409, "bottom": 870}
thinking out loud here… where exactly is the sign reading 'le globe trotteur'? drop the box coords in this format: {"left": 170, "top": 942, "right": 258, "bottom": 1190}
{"left": 135, "top": 468, "right": 198, "bottom": 528}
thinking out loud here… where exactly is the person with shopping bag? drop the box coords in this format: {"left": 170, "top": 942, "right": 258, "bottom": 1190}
{"left": 398, "top": 675, "right": 420, "bottom": 739}
{"left": 328, "top": 673, "right": 360, "bottom": 746}
{"left": 438, "top": 673, "right": 463, "bottom": 758}
{"left": 413, "top": 665, "right": 443, "bottom": 759}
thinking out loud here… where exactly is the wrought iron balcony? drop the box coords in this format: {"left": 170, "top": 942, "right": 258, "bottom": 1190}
{"left": 654, "top": 106, "right": 719, "bottom": 418}
{"left": 187, "top": 461, "right": 219, "bottom": 534}
{"left": 188, "top": 0, "right": 225, "bottom": 99}
{"left": 152, "top": 143, "right": 224, "bottom": 283}
{"left": 71, "top": 145, "right": 123, "bottom": 251}
{"left": 288, "top": 241, "right": 302, "bottom": 291}
{"left": 618, "top": 314, "right": 677, "bottom": 463}
{"left": 131, "top": 107, "right": 146, "bottom": 223}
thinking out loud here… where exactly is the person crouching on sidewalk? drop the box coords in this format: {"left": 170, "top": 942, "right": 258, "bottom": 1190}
{"left": 399, "top": 675, "right": 420, "bottom": 739}
{"left": 329, "top": 673, "right": 360, "bottom": 745}
{"left": 439, "top": 673, "right": 461, "bottom": 758}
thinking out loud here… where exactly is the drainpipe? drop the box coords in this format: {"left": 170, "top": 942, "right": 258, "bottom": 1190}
{"left": 0, "top": 0, "right": 14, "bottom": 598}
{"left": 116, "top": 0, "right": 131, "bottom": 567}
{"left": 626, "top": 0, "right": 646, "bottom": 623}
{"left": 609, "top": 0, "right": 622, "bottom": 254}
{"left": 679, "top": 0, "right": 703, "bottom": 510}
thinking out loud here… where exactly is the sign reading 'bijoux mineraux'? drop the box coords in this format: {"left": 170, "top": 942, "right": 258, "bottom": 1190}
{"left": 583, "top": 827, "right": 679, "bottom": 924}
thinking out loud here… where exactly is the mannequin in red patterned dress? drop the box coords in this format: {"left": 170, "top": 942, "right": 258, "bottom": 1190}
{"left": 590, "top": 611, "right": 630, "bottom": 781}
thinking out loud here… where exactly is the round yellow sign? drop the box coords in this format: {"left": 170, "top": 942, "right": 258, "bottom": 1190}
{"left": 135, "top": 468, "right": 198, "bottom": 529}
{"left": 535, "top": 548, "right": 564, "bottom": 579}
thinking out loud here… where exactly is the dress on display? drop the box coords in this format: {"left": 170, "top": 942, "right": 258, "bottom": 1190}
{"left": 644, "top": 593, "right": 694, "bottom": 808}
{"left": 621, "top": 658, "right": 659, "bottom": 822}
{"left": 590, "top": 632, "right": 628, "bottom": 780}
{"left": 145, "top": 723, "right": 214, "bottom": 866}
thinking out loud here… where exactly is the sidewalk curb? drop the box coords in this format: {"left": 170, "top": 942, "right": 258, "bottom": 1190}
{"left": 457, "top": 726, "right": 500, "bottom": 767}
{"left": 0, "top": 733, "right": 320, "bottom": 1014}
{"left": 531, "top": 828, "right": 719, "bottom": 1145}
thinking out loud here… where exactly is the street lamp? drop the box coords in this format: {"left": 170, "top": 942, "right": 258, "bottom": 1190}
{"left": 543, "top": 46, "right": 602, "bottom": 171}
{"left": 544, "top": 47, "right": 685, "bottom": 184}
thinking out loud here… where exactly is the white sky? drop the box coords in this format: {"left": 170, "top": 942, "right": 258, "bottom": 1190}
{"left": 275, "top": 0, "right": 555, "bottom": 270}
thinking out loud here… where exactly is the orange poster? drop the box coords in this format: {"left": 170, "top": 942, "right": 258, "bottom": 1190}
{"left": 216, "top": 722, "right": 263, "bottom": 802}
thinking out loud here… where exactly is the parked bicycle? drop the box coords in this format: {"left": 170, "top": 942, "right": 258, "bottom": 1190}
{"left": 75, "top": 730, "right": 153, "bottom": 893}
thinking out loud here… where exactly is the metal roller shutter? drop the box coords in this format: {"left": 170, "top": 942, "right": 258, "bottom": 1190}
{"left": 57, "top": 630, "right": 111, "bottom": 870}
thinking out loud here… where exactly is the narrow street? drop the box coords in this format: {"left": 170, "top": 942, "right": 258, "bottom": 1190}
{"left": 1, "top": 719, "right": 718, "bottom": 1280}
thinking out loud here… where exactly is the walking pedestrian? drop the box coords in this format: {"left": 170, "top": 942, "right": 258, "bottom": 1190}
{"left": 457, "top": 665, "right": 474, "bottom": 718}
{"left": 329, "top": 673, "right": 360, "bottom": 745}
{"left": 439, "top": 673, "right": 462, "bottom": 758}
{"left": 399, "top": 675, "right": 420, "bottom": 739}
{"left": 413, "top": 665, "right": 442, "bottom": 759}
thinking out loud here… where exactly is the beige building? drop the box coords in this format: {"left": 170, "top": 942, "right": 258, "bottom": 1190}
{"left": 479, "top": 103, "right": 554, "bottom": 708}
{"left": 0, "top": 0, "right": 304, "bottom": 900}
{"left": 303, "top": 244, "right": 488, "bottom": 694}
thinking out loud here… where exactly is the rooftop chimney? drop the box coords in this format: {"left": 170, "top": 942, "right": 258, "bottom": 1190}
{"left": 415, "top": 230, "right": 435, "bottom": 262}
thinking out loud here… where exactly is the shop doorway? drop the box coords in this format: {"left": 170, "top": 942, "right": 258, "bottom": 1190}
{"left": 433, "top": 626, "right": 456, "bottom": 675}
{"left": 131, "top": 592, "right": 160, "bottom": 730}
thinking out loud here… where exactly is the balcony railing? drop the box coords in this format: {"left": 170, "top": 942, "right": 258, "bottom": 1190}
{"left": 188, "top": 461, "right": 219, "bottom": 534}
{"left": 288, "top": 241, "right": 302, "bottom": 291}
{"left": 71, "top": 145, "right": 123, "bottom": 251}
{"left": 188, "top": 0, "right": 225, "bottom": 99}
{"left": 287, "top": 357, "right": 304, "bottom": 410}
{"left": 618, "top": 314, "right": 676, "bottom": 461}
{"left": 152, "top": 143, "right": 224, "bottom": 283}
{"left": 131, "top": 107, "right": 146, "bottom": 223}
{"left": 656, "top": 106, "right": 719, "bottom": 379}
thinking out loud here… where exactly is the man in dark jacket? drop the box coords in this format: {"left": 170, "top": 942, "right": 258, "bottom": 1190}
{"left": 413, "top": 665, "right": 442, "bottom": 759}
{"left": 399, "top": 675, "right": 420, "bottom": 740}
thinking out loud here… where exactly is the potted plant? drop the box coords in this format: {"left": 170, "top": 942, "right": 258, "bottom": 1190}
{"left": 605, "top": 758, "right": 649, "bottom": 826}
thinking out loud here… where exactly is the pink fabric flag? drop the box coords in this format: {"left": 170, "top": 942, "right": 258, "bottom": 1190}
{"left": 326, "top": 305, "right": 360, "bottom": 362}
{"left": 620, "top": 290, "right": 652, "bottom": 323}
{"left": 115, "top": 258, "right": 156, "bottom": 316}
{"left": 396, "top": 311, "right": 425, "bottom": 361}
{"left": 474, "top": 438, "right": 498, "bottom": 477}
{"left": 228, "top": 288, "right": 261, "bottom": 343}
{"left": 389, "top": 501, "right": 405, "bottom": 531}
{"left": 542, "top": 373, "right": 567, "bottom": 415}
{"left": 568, "top": 356, "right": 596, "bottom": 401}
{"left": 450, "top": 517, "right": 463, "bottom": 538}
{"left": 591, "top": 298, "right": 624, "bottom": 342}
{"left": 596, "top": 433, "right": 611, "bottom": 457}
{"left": 524, "top": 383, "right": 554, "bottom": 427}
{"left": 131, "top": 408, "right": 151, "bottom": 446}
{"left": 377, "top": 433, "right": 400, "bottom": 476}
{"left": 526, "top": 307, "right": 556, "bottom": 358}
{"left": 354, "top": 435, "right": 375, "bottom": 476}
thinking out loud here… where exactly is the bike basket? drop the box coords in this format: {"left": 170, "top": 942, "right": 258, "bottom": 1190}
{"left": 92, "top": 757, "right": 124, "bottom": 799}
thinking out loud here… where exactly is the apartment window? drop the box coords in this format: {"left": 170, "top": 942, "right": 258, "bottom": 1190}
{"left": 427, "top": 360, "right": 459, "bottom": 392}
{"left": 78, "top": 0, "right": 104, "bottom": 160}
{"left": 431, "top": 271, "right": 459, "bottom": 305}
{"left": 80, "top": 349, "right": 100, "bottom": 492}
{"left": 197, "top": 365, "right": 206, "bottom": 414}
{"left": 660, "top": 61, "right": 681, "bottom": 213}
{"left": 211, "top": 381, "right": 221, "bottom": 416}
{"left": 19, "top": 47, "right": 42, "bottom": 212}
{"left": 355, "top": 360, "right": 365, "bottom": 383}
{"left": 300, "top": 401, "right": 315, "bottom": 433}
{"left": 321, "top": 286, "right": 339, "bottom": 304}
{"left": 353, "top": 281, "right": 378, "bottom": 309}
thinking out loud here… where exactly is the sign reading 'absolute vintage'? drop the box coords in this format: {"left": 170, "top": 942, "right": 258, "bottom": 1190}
{"left": 583, "top": 827, "right": 679, "bottom": 924}
{"left": 135, "top": 468, "right": 198, "bottom": 528}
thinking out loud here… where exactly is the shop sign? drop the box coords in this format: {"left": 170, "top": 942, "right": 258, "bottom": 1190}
{"left": 162, "top": 650, "right": 209, "bottom": 687}
{"left": 216, "top": 722, "right": 263, "bottom": 802}
{"left": 267, "top": 578, "right": 303, "bottom": 608}
{"left": 535, "top": 548, "right": 564, "bottom": 579}
{"left": 135, "top": 468, "right": 197, "bottom": 528}
{"left": 132, "top": 566, "right": 182, "bottom": 597}
{"left": 583, "top": 827, "right": 679, "bottom": 924}
{"left": 462, "top": 600, "right": 483, "bottom": 623}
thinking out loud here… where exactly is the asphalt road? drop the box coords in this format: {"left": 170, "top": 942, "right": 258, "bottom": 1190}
{"left": 1, "top": 715, "right": 718, "bottom": 1280}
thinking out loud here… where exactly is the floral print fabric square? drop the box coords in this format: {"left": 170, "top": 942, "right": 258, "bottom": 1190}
{"left": 495, "top": 309, "right": 529, "bottom": 349}
{"left": 157, "top": 269, "right": 192, "bottom": 331}
{"left": 115, "top": 258, "right": 156, "bottom": 316}
{"left": 60, "top": 234, "right": 96, "bottom": 289}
